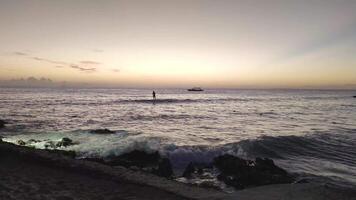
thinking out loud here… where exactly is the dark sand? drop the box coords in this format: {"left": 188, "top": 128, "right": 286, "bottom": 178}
{"left": 1, "top": 141, "right": 355, "bottom": 200}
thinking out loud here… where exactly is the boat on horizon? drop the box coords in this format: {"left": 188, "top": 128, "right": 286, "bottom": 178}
{"left": 187, "top": 87, "right": 204, "bottom": 91}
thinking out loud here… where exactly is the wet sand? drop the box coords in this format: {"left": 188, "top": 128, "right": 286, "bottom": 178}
{"left": 0, "top": 141, "right": 355, "bottom": 200}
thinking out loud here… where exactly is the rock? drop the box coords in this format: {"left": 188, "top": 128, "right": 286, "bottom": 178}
{"left": 182, "top": 162, "right": 196, "bottom": 178}
{"left": 107, "top": 150, "right": 161, "bottom": 167}
{"left": 44, "top": 141, "right": 56, "bottom": 149}
{"left": 47, "top": 149, "right": 76, "bottom": 158}
{"left": 27, "top": 139, "right": 41, "bottom": 144}
{"left": 0, "top": 120, "right": 7, "bottom": 128}
{"left": 182, "top": 162, "right": 212, "bottom": 178}
{"left": 199, "top": 181, "right": 221, "bottom": 190}
{"left": 213, "top": 154, "right": 294, "bottom": 189}
{"left": 295, "top": 178, "right": 310, "bottom": 184}
{"left": 353, "top": 96, "right": 356, "bottom": 98}
{"left": 56, "top": 138, "right": 74, "bottom": 147}
{"left": 89, "top": 129, "right": 115, "bottom": 134}
{"left": 155, "top": 158, "right": 173, "bottom": 178}
{"left": 17, "top": 140, "right": 26, "bottom": 146}
{"left": 93, "top": 150, "right": 174, "bottom": 178}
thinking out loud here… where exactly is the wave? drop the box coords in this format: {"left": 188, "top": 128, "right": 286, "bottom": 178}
{"left": 236, "top": 133, "right": 356, "bottom": 165}
{"left": 3, "top": 129, "right": 356, "bottom": 187}
{"left": 162, "top": 132, "right": 356, "bottom": 187}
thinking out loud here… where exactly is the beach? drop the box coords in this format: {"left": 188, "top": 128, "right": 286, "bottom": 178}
{"left": 1, "top": 140, "right": 356, "bottom": 200}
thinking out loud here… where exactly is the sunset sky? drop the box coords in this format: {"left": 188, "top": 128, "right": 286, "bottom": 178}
{"left": 0, "top": 0, "right": 356, "bottom": 88}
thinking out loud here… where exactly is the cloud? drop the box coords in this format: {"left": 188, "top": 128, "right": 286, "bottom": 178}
{"left": 12, "top": 51, "right": 28, "bottom": 56}
{"left": 80, "top": 60, "right": 101, "bottom": 65}
{"left": 32, "top": 56, "right": 99, "bottom": 73}
{"left": 32, "top": 57, "right": 69, "bottom": 65}
{"left": 70, "top": 65, "right": 96, "bottom": 72}
{"left": 112, "top": 69, "right": 120, "bottom": 73}
{"left": 9, "top": 52, "right": 99, "bottom": 73}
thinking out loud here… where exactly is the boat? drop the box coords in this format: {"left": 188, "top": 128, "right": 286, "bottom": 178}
{"left": 187, "top": 87, "right": 204, "bottom": 91}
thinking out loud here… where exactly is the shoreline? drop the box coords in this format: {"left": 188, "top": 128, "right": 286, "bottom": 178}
{"left": 1, "top": 141, "right": 355, "bottom": 200}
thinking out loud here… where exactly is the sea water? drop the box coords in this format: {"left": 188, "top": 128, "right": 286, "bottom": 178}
{"left": 0, "top": 88, "right": 355, "bottom": 188}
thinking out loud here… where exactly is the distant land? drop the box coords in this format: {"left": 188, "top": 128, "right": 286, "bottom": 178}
{"left": 0, "top": 77, "right": 355, "bottom": 90}
{"left": 0, "top": 77, "right": 89, "bottom": 88}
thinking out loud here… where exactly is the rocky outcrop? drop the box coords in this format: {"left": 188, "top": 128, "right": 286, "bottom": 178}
{"left": 182, "top": 162, "right": 210, "bottom": 178}
{"left": 213, "top": 154, "right": 294, "bottom": 189}
{"left": 17, "top": 140, "right": 26, "bottom": 146}
{"left": 89, "top": 129, "right": 115, "bottom": 134}
{"left": 0, "top": 120, "right": 7, "bottom": 129}
{"left": 182, "top": 162, "right": 196, "bottom": 178}
{"left": 15, "top": 138, "right": 76, "bottom": 149}
{"left": 0, "top": 140, "right": 229, "bottom": 200}
{"left": 56, "top": 137, "right": 74, "bottom": 147}
{"left": 155, "top": 158, "right": 173, "bottom": 178}
{"left": 87, "top": 150, "right": 174, "bottom": 178}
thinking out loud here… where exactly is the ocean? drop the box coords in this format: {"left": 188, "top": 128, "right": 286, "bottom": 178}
{"left": 1, "top": 88, "right": 355, "bottom": 189}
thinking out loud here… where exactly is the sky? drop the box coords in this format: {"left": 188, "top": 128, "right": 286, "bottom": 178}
{"left": 0, "top": 0, "right": 356, "bottom": 89}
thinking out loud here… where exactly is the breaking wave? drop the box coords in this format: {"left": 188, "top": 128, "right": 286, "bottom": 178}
{"left": 3, "top": 128, "right": 356, "bottom": 188}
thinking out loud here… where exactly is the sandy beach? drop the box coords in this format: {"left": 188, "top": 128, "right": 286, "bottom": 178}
{"left": 1, "top": 141, "right": 355, "bottom": 200}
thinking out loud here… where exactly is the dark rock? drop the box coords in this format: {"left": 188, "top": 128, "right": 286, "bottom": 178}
{"left": 182, "top": 162, "right": 213, "bottom": 178}
{"left": 107, "top": 150, "right": 161, "bottom": 167}
{"left": 88, "top": 150, "right": 174, "bottom": 178}
{"left": 353, "top": 96, "right": 356, "bottom": 98}
{"left": 199, "top": 181, "right": 221, "bottom": 190}
{"left": 17, "top": 140, "right": 26, "bottom": 146}
{"left": 27, "top": 139, "right": 41, "bottom": 144}
{"left": 56, "top": 138, "right": 74, "bottom": 147}
{"left": 182, "top": 162, "right": 196, "bottom": 178}
{"left": 213, "top": 154, "right": 294, "bottom": 189}
{"left": 295, "top": 178, "right": 310, "bottom": 184}
{"left": 44, "top": 141, "right": 56, "bottom": 149}
{"left": 83, "top": 157, "right": 106, "bottom": 164}
{"left": 154, "top": 158, "right": 173, "bottom": 178}
{"left": 0, "top": 120, "right": 7, "bottom": 128}
{"left": 90, "top": 129, "right": 115, "bottom": 134}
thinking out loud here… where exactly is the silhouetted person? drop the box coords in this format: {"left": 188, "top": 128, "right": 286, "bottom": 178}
{"left": 152, "top": 91, "right": 156, "bottom": 101}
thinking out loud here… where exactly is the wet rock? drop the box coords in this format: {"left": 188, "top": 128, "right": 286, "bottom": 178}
{"left": 182, "top": 162, "right": 212, "bottom": 178}
{"left": 27, "top": 139, "right": 41, "bottom": 144}
{"left": 47, "top": 149, "right": 76, "bottom": 158}
{"left": 56, "top": 138, "right": 74, "bottom": 147}
{"left": 44, "top": 141, "right": 56, "bottom": 149}
{"left": 182, "top": 162, "right": 196, "bottom": 178}
{"left": 107, "top": 150, "right": 161, "bottom": 167}
{"left": 17, "top": 140, "right": 26, "bottom": 146}
{"left": 295, "top": 178, "right": 310, "bottom": 184}
{"left": 155, "top": 158, "right": 173, "bottom": 178}
{"left": 90, "top": 129, "right": 115, "bottom": 134}
{"left": 199, "top": 181, "right": 221, "bottom": 190}
{"left": 0, "top": 120, "right": 7, "bottom": 128}
{"left": 214, "top": 154, "right": 294, "bottom": 189}
{"left": 94, "top": 150, "right": 174, "bottom": 178}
